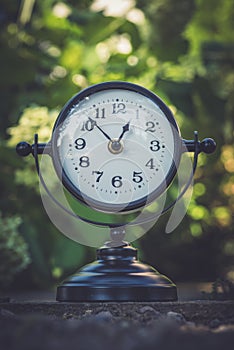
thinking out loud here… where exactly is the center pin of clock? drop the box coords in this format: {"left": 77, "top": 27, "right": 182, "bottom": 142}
{"left": 108, "top": 139, "right": 124, "bottom": 154}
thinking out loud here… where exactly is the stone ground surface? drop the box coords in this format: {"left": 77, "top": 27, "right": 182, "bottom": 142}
{"left": 0, "top": 299, "right": 234, "bottom": 350}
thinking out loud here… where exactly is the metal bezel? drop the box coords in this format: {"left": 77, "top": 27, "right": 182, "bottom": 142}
{"left": 51, "top": 81, "right": 182, "bottom": 213}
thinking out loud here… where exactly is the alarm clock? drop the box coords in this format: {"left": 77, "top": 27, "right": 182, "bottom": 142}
{"left": 16, "top": 81, "right": 216, "bottom": 302}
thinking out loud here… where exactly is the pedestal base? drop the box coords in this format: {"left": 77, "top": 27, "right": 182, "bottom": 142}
{"left": 56, "top": 245, "right": 177, "bottom": 302}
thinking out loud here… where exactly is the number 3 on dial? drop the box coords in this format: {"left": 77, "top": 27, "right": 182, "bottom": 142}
{"left": 150, "top": 140, "right": 160, "bottom": 152}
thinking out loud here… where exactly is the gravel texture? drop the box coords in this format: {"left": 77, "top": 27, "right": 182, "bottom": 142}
{"left": 0, "top": 300, "right": 234, "bottom": 350}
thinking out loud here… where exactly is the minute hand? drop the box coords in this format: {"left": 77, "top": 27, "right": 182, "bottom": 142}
{"left": 117, "top": 121, "right": 130, "bottom": 142}
{"left": 88, "top": 117, "right": 112, "bottom": 141}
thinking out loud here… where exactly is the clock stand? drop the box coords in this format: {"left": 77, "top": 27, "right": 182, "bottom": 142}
{"left": 16, "top": 128, "right": 216, "bottom": 302}
{"left": 56, "top": 227, "right": 177, "bottom": 302}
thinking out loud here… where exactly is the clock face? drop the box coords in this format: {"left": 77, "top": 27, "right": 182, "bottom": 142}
{"left": 51, "top": 82, "right": 182, "bottom": 213}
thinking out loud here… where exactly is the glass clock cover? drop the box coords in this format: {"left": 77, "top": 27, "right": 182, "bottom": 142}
{"left": 51, "top": 81, "right": 182, "bottom": 213}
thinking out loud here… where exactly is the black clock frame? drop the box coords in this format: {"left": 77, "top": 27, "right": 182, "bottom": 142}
{"left": 51, "top": 81, "right": 183, "bottom": 213}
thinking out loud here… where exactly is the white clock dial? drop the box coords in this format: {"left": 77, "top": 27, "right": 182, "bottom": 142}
{"left": 52, "top": 82, "right": 182, "bottom": 213}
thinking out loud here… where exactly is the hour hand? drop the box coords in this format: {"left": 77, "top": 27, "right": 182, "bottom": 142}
{"left": 118, "top": 121, "right": 130, "bottom": 142}
{"left": 88, "top": 117, "right": 112, "bottom": 141}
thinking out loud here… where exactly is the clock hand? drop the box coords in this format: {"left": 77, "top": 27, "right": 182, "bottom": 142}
{"left": 88, "top": 117, "right": 112, "bottom": 141}
{"left": 117, "top": 121, "right": 130, "bottom": 142}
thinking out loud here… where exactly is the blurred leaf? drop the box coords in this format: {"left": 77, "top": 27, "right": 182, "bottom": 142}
{"left": 0, "top": 213, "right": 31, "bottom": 288}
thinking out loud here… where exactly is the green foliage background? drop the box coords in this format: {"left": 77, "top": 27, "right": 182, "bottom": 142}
{"left": 0, "top": 0, "right": 233, "bottom": 289}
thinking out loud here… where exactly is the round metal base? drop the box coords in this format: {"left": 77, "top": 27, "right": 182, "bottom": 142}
{"left": 56, "top": 245, "right": 177, "bottom": 302}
